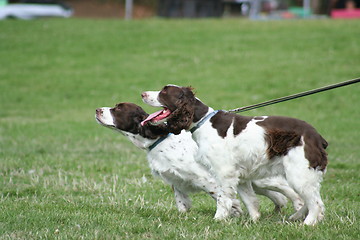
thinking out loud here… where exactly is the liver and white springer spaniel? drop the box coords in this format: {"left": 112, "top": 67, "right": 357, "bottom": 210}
{"left": 95, "top": 102, "right": 302, "bottom": 216}
{"left": 141, "top": 85, "right": 328, "bottom": 226}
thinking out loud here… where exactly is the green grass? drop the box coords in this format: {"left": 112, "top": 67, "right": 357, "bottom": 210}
{"left": 0, "top": 18, "right": 359, "bottom": 239}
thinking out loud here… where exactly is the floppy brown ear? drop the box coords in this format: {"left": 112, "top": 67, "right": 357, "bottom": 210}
{"left": 182, "top": 86, "right": 195, "bottom": 99}
{"left": 166, "top": 87, "right": 196, "bottom": 134}
{"left": 140, "top": 123, "right": 169, "bottom": 139}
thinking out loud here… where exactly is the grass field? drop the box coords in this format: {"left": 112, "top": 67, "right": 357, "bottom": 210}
{"left": 0, "top": 18, "right": 359, "bottom": 239}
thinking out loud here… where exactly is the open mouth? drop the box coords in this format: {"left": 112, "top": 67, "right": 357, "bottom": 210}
{"left": 141, "top": 108, "right": 172, "bottom": 126}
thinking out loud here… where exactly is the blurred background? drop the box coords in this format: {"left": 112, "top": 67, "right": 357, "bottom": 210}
{"left": 1, "top": 0, "right": 360, "bottom": 20}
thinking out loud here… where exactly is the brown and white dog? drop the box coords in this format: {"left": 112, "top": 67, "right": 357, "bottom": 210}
{"left": 141, "top": 85, "right": 328, "bottom": 225}
{"left": 95, "top": 102, "right": 302, "bottom": 216}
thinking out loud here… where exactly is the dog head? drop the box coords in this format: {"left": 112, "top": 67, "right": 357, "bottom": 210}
{"left": 141, "top": 85, "right": 201, "bottom": 134}
{"left": 96, "top": 102, "right": 169, "bottom": 139}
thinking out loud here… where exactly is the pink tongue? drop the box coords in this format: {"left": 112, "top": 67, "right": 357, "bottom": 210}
{"left": 141, "top": 109, "right": 166, "bottom": 126}
{"left": 141, "top": 109, "right": 171, "bottom": 126}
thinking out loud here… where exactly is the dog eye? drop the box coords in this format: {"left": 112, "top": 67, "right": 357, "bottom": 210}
{"left": 162, "top": 86, "right": 169, "bottom": 93}
{"left": 115, "top": 103, "right": 122, "bottom": 109}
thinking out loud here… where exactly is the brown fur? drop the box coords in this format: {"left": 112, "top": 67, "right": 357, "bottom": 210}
{"left": 265, "top": 129, "right": 302, "bottom": 159}
{"left": 158, "top": 86, "right": 197, "bottom": 135}
{"left": 210, "top": 111, "right": 252, "bottom": 138}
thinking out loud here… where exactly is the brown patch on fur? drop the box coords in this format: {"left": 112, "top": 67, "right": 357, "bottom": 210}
{"left": 257, "top": 116, "right": 328, "bottom": 171}
{"left": 210, "top": 111, "right": 252, "bottom": 138}
{"left": 234, "top": 115, "right": 253, "bottom": 136}
{"left": 265, "top": 129, "right": 302, "bottom": 159}
{"left": 193, "top": 99, "right": 209, "bottom": 123}
{"left": 210, "top": 111, "right": 232, "bottom": 138}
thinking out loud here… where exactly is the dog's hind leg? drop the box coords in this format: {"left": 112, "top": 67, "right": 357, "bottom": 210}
{"left": 237, "top": 181, "right": 261, "bottom": 221}
{"left": 284, "top": 146, "right": 325, "bottom": 225}
{"left": 252, "top": 185, "right": 288, "bottom": 212}
{"left": 289, "top": 205, "right": 308, "bottom": 221}
{"left": 302, "top": 185, "right": 325, "bottom": 225}
{"left": 253, "top": 177, "right": 304, "bottom": 211}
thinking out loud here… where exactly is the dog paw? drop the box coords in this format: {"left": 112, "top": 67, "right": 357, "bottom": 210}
{"left": 293, "top": 199, "right": 305, "bottom": 211}
{"left": 230, "top": 206, "right": 243, "bottom": 217}
{"left": 176, "top": 201, "right": 191, "bottom": 213}
{"left": 304, "top": 217, "right": 318, "bottom": 226}
{"left": 214, "top": 209, "right": 230, "bottom": 221}
{"left": 250, "top": 211, "right": 261, "bottom": 222}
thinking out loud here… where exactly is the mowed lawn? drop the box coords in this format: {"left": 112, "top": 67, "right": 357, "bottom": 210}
{"left": 0, "top": 18, "right": 359, "bottom": 239}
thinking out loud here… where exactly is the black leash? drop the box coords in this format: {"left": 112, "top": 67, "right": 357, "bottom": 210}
{"left": 228, "top": 77, "right": 360, "bottom": 113}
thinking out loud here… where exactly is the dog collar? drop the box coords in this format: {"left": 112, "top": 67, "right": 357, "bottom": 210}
{"left": 190, "top": 110, "right": 219, "bottom": 133}
{"left": 148, "top": 133, "right": 172, "bottom": 151}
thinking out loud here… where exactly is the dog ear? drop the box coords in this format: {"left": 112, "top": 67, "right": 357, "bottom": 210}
{"left": 132, "top": 107, "right": 148, "bottom": 125}
{"left": 182, "top": 86, "right": 195, "bottom": 99}
{"left": 125, "top": 106, "right": 148, "bottom": 134}
{"left": 166, "top": 87, "right": 196, "bottom": 134}
{"left": 140, "top": 123, "right": 169, "bottom": 139}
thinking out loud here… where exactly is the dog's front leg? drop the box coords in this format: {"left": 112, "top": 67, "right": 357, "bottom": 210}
{"left": 209, "top": 159, "right": 240, "bottom": 220}
{"left": 214, "top": 192, "right": 234, "bottom": 220}
{"left": 213, "top": 181, "right": 239, "bottom": 220}
{"left": 204, "top": 184, "right": 243, "bottom": 218}
{"left": 173, "top": 187, "right": 192, "bottom": 213}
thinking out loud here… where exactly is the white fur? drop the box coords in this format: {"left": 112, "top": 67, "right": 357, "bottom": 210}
{"left": 142, "top": 91, "right": 162, "bottom": 107}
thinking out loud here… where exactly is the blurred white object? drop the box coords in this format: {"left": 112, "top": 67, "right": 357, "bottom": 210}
{"left": 0, "top": 3, "right": 73, "bottom": 20}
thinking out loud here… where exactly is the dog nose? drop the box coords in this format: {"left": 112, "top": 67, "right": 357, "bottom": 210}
{"left": 141, "top": 92, "right": 148, "bottom": 98}
{"left": 96, "top": 108, "right": 102, "bottom": 115}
